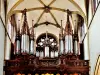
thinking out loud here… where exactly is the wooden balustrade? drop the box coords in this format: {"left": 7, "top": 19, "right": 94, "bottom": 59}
{"left": 4, "top": 55, "right": 89, "bottom": 75}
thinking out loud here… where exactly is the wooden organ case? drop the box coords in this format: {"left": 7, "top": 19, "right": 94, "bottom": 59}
{"left": 4, "top": 9, "right": 89, "bottom": 75}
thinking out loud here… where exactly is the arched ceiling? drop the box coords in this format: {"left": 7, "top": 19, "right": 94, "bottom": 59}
{"left": 7, "top": 0, "right": 86, "bottom": 38}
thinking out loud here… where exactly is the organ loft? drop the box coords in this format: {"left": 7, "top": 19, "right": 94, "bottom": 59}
{"left": 4, "top": 9, "right": 89, "bottom": 75}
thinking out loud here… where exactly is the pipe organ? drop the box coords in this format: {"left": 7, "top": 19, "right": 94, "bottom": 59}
{"left": 4, "top": 9, "right": 89, "bottom": 75}
{"left": 13, "top": 9, "right": 80, "bottom": 58}
{"left": 64, "top": 13, "right": 73, "bottom": 54}
{"left": 21, "top": 10, "right": 30, "bottom": 54}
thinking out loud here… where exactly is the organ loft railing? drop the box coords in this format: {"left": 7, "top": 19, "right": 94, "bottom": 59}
{"left": 4, "top": 9, "right": 89, "bottom": 75}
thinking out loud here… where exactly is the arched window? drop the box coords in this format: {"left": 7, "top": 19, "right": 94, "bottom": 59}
{"left": 36, "top": 33, "right": 58, "bottom": 58}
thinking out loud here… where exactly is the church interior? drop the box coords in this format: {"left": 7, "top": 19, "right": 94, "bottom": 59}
{"left": 0, "top": 0, "right": 100, "bottom": 75}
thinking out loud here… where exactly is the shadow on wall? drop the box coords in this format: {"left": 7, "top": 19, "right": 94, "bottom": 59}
{"left": 94, "top": 55, "right": 100, "bottom": 75}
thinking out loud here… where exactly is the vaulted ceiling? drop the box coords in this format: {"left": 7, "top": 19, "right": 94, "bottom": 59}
{"left": 7, "top": 0, "right": 87, "bottom": 38}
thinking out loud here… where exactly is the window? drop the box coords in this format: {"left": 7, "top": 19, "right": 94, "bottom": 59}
{"left": 36, "top": 33, "right": 58, "bottom": 58}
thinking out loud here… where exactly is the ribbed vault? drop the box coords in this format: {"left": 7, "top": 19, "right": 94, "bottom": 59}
{"left": 7, "top": 0, "right": 86, "bottom": 39}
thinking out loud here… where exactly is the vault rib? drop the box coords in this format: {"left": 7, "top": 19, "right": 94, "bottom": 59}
{"left": 38, "top": 0, "right": 46, "bottom": 6}
{"left": 49, "top": 10, "right": 59, "bottom": 27}
{"left": 33, "top": 21, "right": 60, "bottom": 28}
{"left": 34, "top": 10, "right": 45, "bottom": 27}
{"left": 27, "top": 7, "right": 44, "bottom": 11}
{"left": 48, "top": 0, "right": 56, "bottom": 6}
{"left": 10, "top": 7, "right": 44, "bottom": 15}
{"left": 50, "top": 7, "right": 67, "bottom": 12}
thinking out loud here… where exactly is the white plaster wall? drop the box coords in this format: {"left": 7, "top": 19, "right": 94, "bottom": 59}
{"left": 89, "top": 4, "right": 100, "bottom": 75}
{"left": 84, "top": 35, "right": 89, "bottom": 60}
{"left": 88, "top": 0, "right": 93, "bottom": 26}
{"left": 0, "top": 18, "right": 5, "bottom": 75}
{"left": 34, "top": 25, "right": 60, "bottom": 40}
{"left": 1, "top": 0, "right": 5, "bottom": 24}
{"left": 5, "top": 36, "right": 11, "bottom": 60}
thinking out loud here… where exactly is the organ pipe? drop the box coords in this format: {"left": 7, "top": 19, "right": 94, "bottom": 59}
{"left": 15, "top": 20, "right": 21, "bottom": 55}
{"left": 15, "top": 30, "right": 21, "bottom": 54}
{"left": 73, "top": 19, "right": 79, "bottom": 55}
{"left": 34, "top": 34, "right": 36, "bottom": 55}
{"left": 70, "top": 35, "right": 73, "bottom": 53}
{"left": 21, "top": 34, "right": 24, "bottom": 53}
{"left": 74, "top": 34, "right": 79, "bottom": 55}
{"left": 36, "top": 51, "right": 39, "bottom": 57}
{"left": 44, "top": 31, "right": 50, "bottom": 57}
{"left": 64, "top": 11, "right": 73, "bottom": 54}
{"left": 45, "top": 46, "right": 49, "bottom": 57}
{"left": 65, "top": 35, "right": 69, "bottom": 54}
{"left": 30, "top": 40, "right": 34, "bottom": 54}
{"left": 60, "top": 39, "right": 64, "bottom": 54}
{"left": 51, "top": 51, "right": 54, "bottom": 58}
{"left": 55, "top": 51, "right": 58, "bottom": 57}
{"left": 30, "top": 20, "right": 34, "bottom": 54}
{"left": 40, "top": 51, "right": 43, "bottom": 58}
{"left": 78, "top": 42, "right": 80, "bottom": 55}
{"left": 74, "top": 40, "right": 78, "bottom": 54}
{"left": 21, "top": 9, "right": 30, "bottom": 54}
{"left": 59, "top": 20, "right": 64, "bottom": 55}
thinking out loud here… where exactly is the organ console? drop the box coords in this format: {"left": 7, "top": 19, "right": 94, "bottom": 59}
{"left": 4, "top": 9, "right": 89, "bottom": 75}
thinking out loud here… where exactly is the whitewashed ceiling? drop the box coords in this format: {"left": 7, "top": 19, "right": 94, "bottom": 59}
{"left": 7, "top": 0, "right": 86, "bottom": 38}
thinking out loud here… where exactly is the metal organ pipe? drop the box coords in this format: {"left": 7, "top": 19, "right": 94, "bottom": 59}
{"left": 24, "top": 34, "right": 27, "bottom": 52}
{"left": 65, "top": 35, "right": 69, "bottom": 54}
{"left": 51, "top": 51, "right": 54, "bottom": 58}
{"left": 21, "top": 35, "right": 24, "bottom": 53}
{"left": 40, "top": 51, "right": 43, "bottom": 58}
{"left": 73, "top": 34, "right": 79, "bottom": 55}
{"left": 60, "top": 39, "right": 64, "bottom": 54}
{"left": 26, "top": 35, "right": 29, "bottom": 53}
{"left": 64, "top": 11, "right": 73, "bottom": 54}
{"left": 36, "top": 51, "right": 39, "bottom": 57}
{"left": 30, "top": 20, "right": 34, "bottom": 54}
{"left": 45, "top": 46, "right": 49, "bottom": 57}
{"left": 78, "top": 42, "right": 80, "bottom": 55}
{"left": 23, "top": 34, "right": 26, "bottom": 52}
{"left": 15, "top": 20, "right": 21, "bottom": 55}
{"left": 21, "top": 9, "right": 30, "bottom": 54}
{"left": 59, "top": 20, "right": 64, "bottom": 55}
{"left": 21, "top": 34, "right": 30, "bottom": 54}
{"left": 16, "top": 39, "right": 20, "bottom": 54}
{"left": 70, "top": 35, "right": 73, "bottom": 53}
{"left": 30, "top": 40, "right": 34, "bottom": 54}
{"left": 34, "top": 35, "right": 36, "bottom": 55}
{"left": 44, "top": 31, "right": 50, "bottom": 57}
{"left": 74, "top": 40, "right": 78, "bottom": 54}
{"left": 65, "top": 35, "right": 73, "bottom": 54}
{"left": 55, "top": 51, "right": 58, "bottom": 57}
{"left": 41, "top": 51, "right": 44, "bottom": 58}
{"left": 15, "top": 29, "right": 21, "bottom": 54}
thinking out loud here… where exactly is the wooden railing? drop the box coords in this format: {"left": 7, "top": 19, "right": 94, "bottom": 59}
{"left": 4, "top": 55, "right": 89, "bottom": 75}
